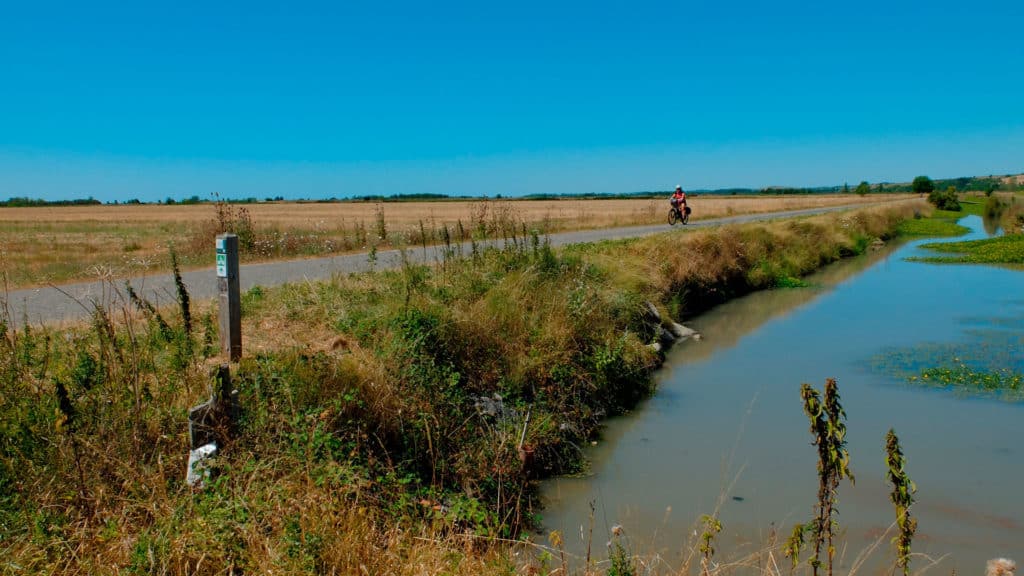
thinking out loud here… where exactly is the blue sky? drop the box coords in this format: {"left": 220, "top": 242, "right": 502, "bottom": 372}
{"left": 2, "top": 1, "right": 1022, "bottom": 202}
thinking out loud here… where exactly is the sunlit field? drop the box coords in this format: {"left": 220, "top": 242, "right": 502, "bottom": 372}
{"left": 0, "top": 194, "right": 908, "bottom": 288}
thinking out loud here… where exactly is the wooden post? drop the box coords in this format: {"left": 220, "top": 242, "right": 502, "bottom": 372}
{"left": 216, "top": 234, "right": 241, "bottom": 361}
{"left": 214, "top": 363, "right": 239, "bottom": 438}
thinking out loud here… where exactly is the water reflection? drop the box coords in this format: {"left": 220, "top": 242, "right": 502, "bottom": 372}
{"left": 675, "top": 242, "right": 902, "bottom": 365}
{"left": 980, "top": 198, "right": 1006, "bottom": 236}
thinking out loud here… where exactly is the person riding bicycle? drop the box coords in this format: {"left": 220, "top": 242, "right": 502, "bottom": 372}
{"left": 670, "top": 185, "right": 687, "bottom": 213}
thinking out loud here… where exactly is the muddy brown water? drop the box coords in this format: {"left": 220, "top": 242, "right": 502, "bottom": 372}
{"left": 539, "top": 215, "right": 1024, "bottom": 574}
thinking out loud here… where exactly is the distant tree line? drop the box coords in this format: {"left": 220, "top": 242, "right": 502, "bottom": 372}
{"left": 163, "top": 196, "right": 259, "bottom": 205}
{"left": 0, "top": 197, "right": 102, "bottom": 207}
{"left": 885, "top": 175, "right": 1013, "bottom": 193}
{"left": 347, "top": 193, "right": 461, "bottom": 202}
{"left": 4, "top": 173, "right": 1017, "bottom": 207}
{"left": 757, "top": 187, "right": 842, "bottom": 195}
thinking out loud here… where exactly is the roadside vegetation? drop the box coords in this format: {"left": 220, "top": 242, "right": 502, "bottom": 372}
{"left": 1, "top": 200, "right": 943, "bottom": 574}
{"left": 0, "top": 194, "right": 908, "bottom": 289}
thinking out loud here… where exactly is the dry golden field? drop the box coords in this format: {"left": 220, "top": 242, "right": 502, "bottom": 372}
{"left": 0, "top": 194, "right": 909, "bottom": 288}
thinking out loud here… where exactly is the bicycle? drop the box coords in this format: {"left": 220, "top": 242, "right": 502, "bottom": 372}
{"left": 668, "top": 204, "right": 690, "bottom": 226}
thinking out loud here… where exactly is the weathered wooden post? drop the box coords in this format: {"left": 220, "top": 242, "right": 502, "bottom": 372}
{"left": 214, "top": 363, "right": 240, "bottom": 438}
{"left": 216, "top": 234, "right": 241, "bottom": 361}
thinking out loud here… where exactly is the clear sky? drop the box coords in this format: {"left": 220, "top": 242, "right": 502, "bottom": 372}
{"left": 2, "top": 1, "right": 1022, "bottom": 202}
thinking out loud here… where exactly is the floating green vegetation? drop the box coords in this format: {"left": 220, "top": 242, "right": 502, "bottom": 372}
{"left": 911, "top": 365, "right": 1023, "bottom": 395}
{"left": 908, "top": 234, "right": 1024, "bottom": 265}
{"left": 896, "top": 218, "right": 969, "bottom": 237}
{"left": 871, "top": 319, "right": 1024, "bottom": 401}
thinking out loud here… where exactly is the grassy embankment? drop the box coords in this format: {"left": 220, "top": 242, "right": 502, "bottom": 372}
{"left": 905, "top": 192, "right": 1024, "bottom": 265}
{"left": 895, "top": 209, "right": 970, "bottom": 237}
{"left": 0, "top": 194, "right": 909, "bottom": 289}
{"left": 1, "top": 201, "right": 923, "bottom": 574}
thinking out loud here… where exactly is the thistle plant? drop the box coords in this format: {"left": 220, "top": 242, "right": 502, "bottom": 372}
{"left": 885, "top": 429, "right": 917, "bottom": 576}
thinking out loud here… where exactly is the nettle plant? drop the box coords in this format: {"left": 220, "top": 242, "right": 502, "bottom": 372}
{"left": 885, "top": 429, "right": 917, "bottom": 576}
{"left": 786, "top": 378, "right": 854, "bottom": 576}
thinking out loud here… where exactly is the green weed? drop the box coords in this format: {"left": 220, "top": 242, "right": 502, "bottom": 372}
{"left": 796, "top": 378, "right": 854, "bottom": 576}
{"left": 897, "top": 218, "right": 969, "bottom": 237}
{"left": 885, "top": 429, "right": 917, "bottom": 576}
{"left": 699, "top": 513, "right": 723, "bottom": 576}
{"left": 913, "top": 365, "right": 1024, "bottom": 395}
{"left": 910, "top": 234, "right": 1024, "bottom": 265}
{"left": 871, "top": 312, "right": 1024, "bottom": 400}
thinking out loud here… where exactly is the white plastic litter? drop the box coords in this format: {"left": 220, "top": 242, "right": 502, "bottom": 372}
{"left": 186, "top": 442, "right": 218, "bottom": 487}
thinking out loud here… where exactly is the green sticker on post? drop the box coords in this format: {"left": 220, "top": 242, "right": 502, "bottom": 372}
{"left": 216, "top": 253, "right": 227, "bottom": 277}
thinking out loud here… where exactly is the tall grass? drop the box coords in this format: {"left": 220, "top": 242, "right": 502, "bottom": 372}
{"left": 0, "top": 202, "right": 925, "bottom": 573}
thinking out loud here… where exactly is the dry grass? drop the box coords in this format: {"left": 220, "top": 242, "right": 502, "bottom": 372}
{"left": 0, "top": 194, "right": 907, "bottom": 226}
{"left": 0, "top": 194, "right": 909, "bottom": 288}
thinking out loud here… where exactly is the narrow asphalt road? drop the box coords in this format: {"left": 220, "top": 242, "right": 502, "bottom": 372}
{"left": 3, "top": 203, "right": 888, "bottom": 327}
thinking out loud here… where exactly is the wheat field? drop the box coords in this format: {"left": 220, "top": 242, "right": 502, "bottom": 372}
{"left": 0, "top": 194, "right": 908, "bottom": 288}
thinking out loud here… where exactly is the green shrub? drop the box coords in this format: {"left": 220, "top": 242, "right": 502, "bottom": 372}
{"left": 927, "top": 186, "right": 961, "bottom": 211}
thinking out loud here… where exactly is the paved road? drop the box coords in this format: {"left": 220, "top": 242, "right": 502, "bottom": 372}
{"left": 2, "top": 204, "right": 887, "bottom": 326}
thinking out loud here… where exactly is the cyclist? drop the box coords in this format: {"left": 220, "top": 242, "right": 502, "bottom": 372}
{"left": 670, "top": 185, "right": 687, "bottom": 213}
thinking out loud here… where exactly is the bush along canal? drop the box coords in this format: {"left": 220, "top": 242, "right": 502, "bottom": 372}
{"left": 541, "top": 211, "right": 1024, "bottom": 575}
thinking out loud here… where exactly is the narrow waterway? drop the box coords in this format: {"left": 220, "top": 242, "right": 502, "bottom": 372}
{"left": 540, "top": 215, "right": 1024, "bottom": 574}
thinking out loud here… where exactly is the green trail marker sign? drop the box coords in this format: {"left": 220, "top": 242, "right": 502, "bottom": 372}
{"left": 216, "top": 234, "right": 241, "bottom": 361}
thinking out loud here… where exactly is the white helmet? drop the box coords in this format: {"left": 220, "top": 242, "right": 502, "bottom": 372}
{"left": 675, "top": 185, "right": 682, "bottom": 191}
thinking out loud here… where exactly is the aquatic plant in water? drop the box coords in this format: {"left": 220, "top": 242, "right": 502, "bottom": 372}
{"left": 908, "top": 234, "right": 1024, "bottom": 265}
{"left": 913, "top": 365, "right": 1023, "bottom": 393}
{"left": 870, "top": 315, "right": 1024, "bottom": 400}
